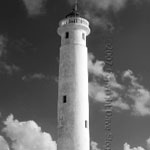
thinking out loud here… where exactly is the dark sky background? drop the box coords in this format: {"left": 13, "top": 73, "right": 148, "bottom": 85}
{"left": 0, "top": 0, "right": 150, "bottom": 150}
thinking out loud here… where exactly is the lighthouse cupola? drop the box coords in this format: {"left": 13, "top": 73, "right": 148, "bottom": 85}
{"left": 57, "top": 1, "right": 90, "bottom": 46}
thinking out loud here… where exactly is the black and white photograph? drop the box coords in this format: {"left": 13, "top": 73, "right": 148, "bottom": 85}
{"left": 0, "top": 0, "right": 150, "bottom": 150}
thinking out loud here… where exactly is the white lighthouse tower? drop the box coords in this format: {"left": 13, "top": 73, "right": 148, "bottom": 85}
{"left": 57, "top": 2, "right": 90, "bottom": 150}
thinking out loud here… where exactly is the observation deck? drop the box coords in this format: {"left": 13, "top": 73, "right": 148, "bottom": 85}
{"left": 59, "top": 17, "right": 89, "bottom": 27}
{"left": 57, "top": 3, "right": 90, "bottom": 36}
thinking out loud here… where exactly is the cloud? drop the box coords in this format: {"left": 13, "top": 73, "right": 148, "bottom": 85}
{"left": 111, "top": 98, "right": 130, "bottom": 110}
{"left": 91, "top": 141, "right": 101, "bottom": 150}
{"left": 89, "top": 80, "right": 129, "bottom": 111}
{"left": 2, "top": 114, "right": 57, "bottom": 150}
{"left": 0, "top": 35, "right": 7, "bottom": 59}
{"left": 122, "top": 70, "right": 140, "bottom": 88}
{"left": 0, "top": 136, "right": 9, "bottom": 150}
{"left": 123, "top": 70, "right": 150, "bottom": 116}
{"left": 88, "top": 53, "right": 150, "bottom": 116}
{"left": 0, "top": 35, "right": 20, "bottom": 76}
{"left": 67, "top": 0, "right": 128, "bottom": 30}
{"left": 124, "top": 143, "right": 145, "bottom": 150}
{"left": 88, "top": 53, "right": 129, "bottom": 111}
{"left": 22, "top": 73, "right": 49, "bottom": 81}
{"left": 69, "top": 0, "right": 150, "bottom": 12}
{"left": 21, "top": 0, "right": 47, "bottom": 17}
{"left": 146, "top": 138, "right": 150, "bottom": 150}
{"left": 0, "top": 115, "right": 150, "bottom": 150}
{"left": 68, "top": 0, "right": 128, "bottom": 11}
{"left": 88, "top": 53, "right": 106, "bottom": 77}
{"left": 88, "top": 53, "right": 123, "bottom": 90}
{"left": 129, "top": 88, "right": 150, "bottom": 116}
{"left": 89, "top": 81, "right": 107, "bottom": 103}
{"left": 83, "top": 11, "right": 114, "bottom": 31}
{"left": 0, "top": 62, "right": 20, "bottom": 75}
{"left": 67, "top": 0, "right": 150, "bottom": 30}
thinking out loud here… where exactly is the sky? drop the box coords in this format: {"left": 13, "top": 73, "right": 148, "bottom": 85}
{"left": 0, "top": 0, "right": 150, "bottom": 150}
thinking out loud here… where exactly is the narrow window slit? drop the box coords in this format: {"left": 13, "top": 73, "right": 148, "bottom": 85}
{"left": 82, "top": 33, "right": 85, "bottom": 40}
{"left": 65, "top": 32, "right": 69, "bottom": 39}
{"left": 85, "top": 120, "right": 87, "bottom": 128}
{"left": 63, "top": 95, "right": 67, "bottom": 103}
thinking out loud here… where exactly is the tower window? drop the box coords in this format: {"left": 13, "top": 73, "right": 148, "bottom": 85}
{"left": 65, "top": 32, "right": 69, "bottom": 39}
{"left": 63, "top": 95, "right": 67, "bottom": 103}
{"left": 82, "top": 33, "right": 85, "bottom": 40}
{"left": 85, "top": 120, "right": 88, "bottom": 128}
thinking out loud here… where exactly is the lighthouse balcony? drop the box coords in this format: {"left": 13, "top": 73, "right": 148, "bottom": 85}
{"left": 59, "top": 17, "right": 89, "bottom": 27}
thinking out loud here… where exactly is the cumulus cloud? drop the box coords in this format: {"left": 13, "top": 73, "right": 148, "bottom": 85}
{"left": 129, "top": 87, "right": 150, "bottom": 116}
{"left": 124, "top": 143, "right": 145, "bottom": 150}
{"left": 91, "top": 141, "right": 101, "bottom": 150}
{"left": 111, "top": 98, "right": 130, "bottom": 110}
{"left": 88, "top": 53, "right": 150, "bottom": 116}
{"left": 0, "top": 115, "right": 150, "bottom": 150}
{"left": 91, "top": 140, "right": 150, "bottom": 150}
{"left": 2, "top": 114, "right": 57, "bottom": 150}
{"left": 146, "top": 138, "right": 150, "bottom": 150}
{"left": 123, "top": 70, "right": 150, "bottom": 116}
{"left": 89, "top": 81, "right": 107, "bottom": 103}
{"left": 88, "top": 53, "right": 123, "bottom": 89}
{"left": 88, "top": 53, "right": 106, "bottom": 77}
{"left": 22, "top": 73, "right": 49, "bottom": 81}
{"left": 21, "top": 0, "right": 47, "bottom": 17}
{"left": 0, "top": 136, "right": 9, "bottom": 150}
{"left": 88, "top": 53, "right": 129, "bottom": 111}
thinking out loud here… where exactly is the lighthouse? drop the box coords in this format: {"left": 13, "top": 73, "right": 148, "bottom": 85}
{"left": 57, "top": 2, "right": 91, "bottom": 150}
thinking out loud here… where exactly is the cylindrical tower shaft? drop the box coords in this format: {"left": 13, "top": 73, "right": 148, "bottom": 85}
{"left": 57, "top": 12, "right": 90, "bottom": 150}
